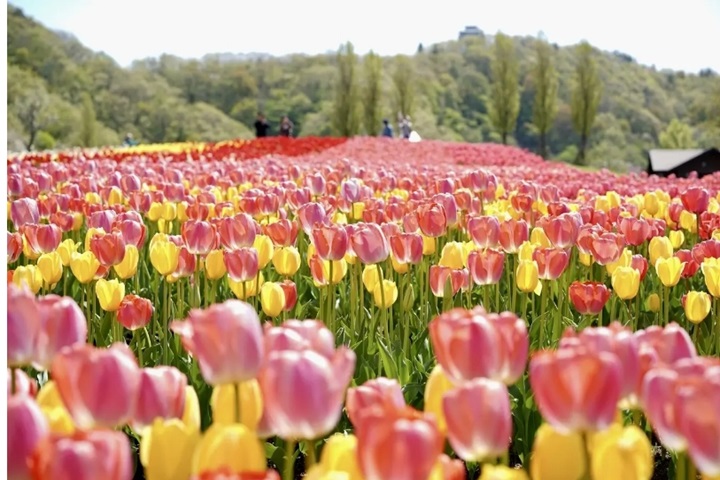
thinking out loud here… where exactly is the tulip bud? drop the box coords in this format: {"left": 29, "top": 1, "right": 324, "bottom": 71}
{"left": 13, "top": 265, "right": 43, "bottom": 294}
{"left": 516, "top": 260, "right": 539, "bottom": 295}
{"left": 683, "top": 291, "right": 712, "bottom": 324}
{"left": 645, "top": 293, "right": 661, "bottom": 313}
{"left": 655, "top": 257, "right": 685, "bottom": 288}
{"left": 191, "top": 423, "right": 266, "bottom": 476}
{"left": 114, "top": 245, "right": 139, "bottom": 280}
{"left": 150, "top": 239, "right": 180, "bottom": 276}
{"left": 668, "top": 230, "right": 685, "bottom": 249}
{"left": 260, "top": 282, "right": 286, "bottom": 317}
{"left": 611, "top": 266, "right": 640, "bottom": 300}
{"left": 649, "top": 236, "right": 673, "bottom": 267}
{"left": 272, "top": 246, "right": 301, "bottom": 276}
{"left": 95, "top": 279, "right": 125, "bottom": 312}
{"left": 70, "top": 251, "right": 100, "bottom": 284}
{"left": 56, "top": 239, "right": 79, "bottom": 266}
{"left": 253, "top": 234, "right": 274, "bottom": 269}
{"left": 204, "top": 250, "right": 227, "bottom": 280}
{"left": 140, "top": 419, "right": 200, "bottom": 480}
{"left": 37, "top": 252, "right": 63, "bottom": 286}
{"left": 590, "top": 424, "right": 653, "bottom": 480}
{"left": 530, "top": 424, "right": 586, "bottom": 480}
{"left": 439, "top": 242, "right": 465, "bottom": 269}
{"left": 210, "top": 380, "right": 263, "bottom": 429}
{"left": 372, "top": 279, "right": 398, "bottom": 309}
{"left": 423, "top": 364, "right": 454, "bottom": 434}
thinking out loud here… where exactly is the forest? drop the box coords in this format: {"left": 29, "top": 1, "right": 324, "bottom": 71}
{"left": 7, "top": 4, "right": 720, "bottom": 171}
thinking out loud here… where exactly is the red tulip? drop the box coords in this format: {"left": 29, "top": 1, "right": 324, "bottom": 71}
{"left": 90, "top": 231, "right": 127, "bottom": 267}
{"left": 467, "top": 248, "right": 505, "bottom": 286}
{"left": 429, "top": 266, "right": 469, "bottom": 297}
{"left": 630, "top": 254, "right": 649, "bottom": 281}
{"left": 8, "top": 232, "right": 23, "bottom": 264}
{"left": 346, "top": 377, "right": 407, "bottom": 428}
{"left": 11, "top": 198, "right": 40, "bottom": 228}
{"left": 681, "top": 186, "right": 710, "bottom": 214}
{"left": 8, "top": 395, "right": 48, "bottom": 480}
{"left": 23, "top": 223, "right": 62, "bottom": 254}
{"left": 432, "top": 193, "right": 458, "bottom": 226}
{"left": 429, "top": 307, "right": 528, "bottom": 385}
{"left": 186, "top": 202, "right": 211, "bottom": 221}
{"left": 568, "top": 281, "right": 610, "bottom": 315}
{"left": 533, "top": 247, "right": 569, "bottom": 280}
{"left": 312, "top": 224, "right": 349, "bottom": 261}
{"left": 8, "top": 284, "right": 41, "bottom": 368}
{"left": 30, "top": 430, "right": 133, "bottom": 480}
{"left": 529, "top": 346, "right": 622, "bottom": 432}
{"left": 693, "top": 239, "right": 720, "bottom": 264}
{"left": 117, "top": 295, "right": 154, "bottom": 331}
{"left": 171, "top": 300, "right": 264, "bottom": 385}
{"left": 34, "top": 295, "right": 88, "bottom": 370}
{"left": 466, "top": 215, "right": 501, "bottom": 249}
{"left": 417, "top": 202, "right": 448, "bottom": 238}
{"left": 224, "top": 248, "right": 259, "bottom": 282}
{"left": 498, "top": 219, "right": 529, "bottom": 253}
{"left": 51, "top": 343, "right": 140, "bottom": 429}
{"left": 173, "top": 246, "right": 197, "bottom": 278}
{"left": 589, "top": 233, "right": 625, "bottom": 265}
{"left": 297, "top": 202, "right": 328, "bottom": 235}
{"left": 389, "top": 233, "right": 423, "bottom": 265}
{"left": 264, "top": 219, "right": 298, "bottom": 247}
{"left": 675, "top": 249, "right": 700, "bottom": 278}
{"left": 182, "top": 220, "right": 217, "bottom": 255}
{"left": 618, "top": 217, "right": 652, "bottom": 247}
{"left": 217, "top": 214, "right": 257, "bottom": 250}
{"left": 350, "top": 223, "right": 390, "bottom": 264}
{"left": 49, "top": 211, "right": 75, "bottom": 232}
{"left": 132, "top": 366, "right": 187, "bottom": 430}
{"left": 443, "top": 378, "right": 512, "bottom": 462}
{"left": 259, "top": 347, "right": 355, "bottom": 439}
{"left": 356, "top": 406, "right": 443, "bottom": 480}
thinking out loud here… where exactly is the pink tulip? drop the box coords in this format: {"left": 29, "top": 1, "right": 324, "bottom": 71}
{"left": 297, "top": 202, "right": 327, "bottom": 235}
{"left": 346, "top": 377, "right": 407, "bottom": 428}
{"left": 429, "top": 266, "right": 470, "bottom": 297}
{"left": 217, "top": 213, "right": 257, "bottom": 250}
{"left": 259, "top": 348, "right": 355, "bottom": 439}
{"left": 538, "top": 213, "right": 580, "bottom": 249}
{"left": 23, "top": 223, "right": 62, "bottom": 254}
{"left": 429, "top": 307, "right": 527, "bottom": 385}
{"left": 350, "top": 223, "right": 390, "bottom": 264}
{"left": 389, "top": 233, "right": 423, "bottom": 265}
{"left": 30, "top": 430, "right": 133, "bottom": 480}
{"left": 263, "top": 319, "right": 337, "bottom": 359}
{"left": 8, "top": 232, "right": 23, "bottom": 264}
{"left": 113, "top": 219, "right": 147, "bottom": 249}
{"left": 132, "top": 366, "right": 187, "bottom": 430}
{"left": 443, "top": 378, "right": 512, "bottom": 462}
{"left": 87, "top": 209, "right": 117, "bottom": 232}
{"left": 312, "top": 224, "right": 349, "bottom": 261}
{"left": 8, "top": 395, "right": 48, "bottom": 480}
{"left": 34, "top": 295, "right": 88, "bottom": 370}
{"left": 529, "top": 346, "right": 622, "bottom": 432}
{"left": 635, "top": 323, "right": 696, "bottom": 387}
{"left": 677, "top": 372, "right": 720, "bottom": 477}
{"left": 467, "top": 248, "right": 505, "bottom": 286}
{"left": 223, "top": 248, "right": 259, "bottom": 282}
{"left": 182, "top": 220, "right": 218, "bottom": 255}
{"left": 466, "top": 215, "right": 501, "bottom": 249}
{"left": 533, "top": 247, "right": 570, "bottom": 280}
{"left": 51, "top": 343, "right": 140, "bottom": 430}
{"left": 171, "top": 300, "right": 264, "bottom": 385}
{"left": 8, "top": 284, "right": 41, "bottom": 367}
{"left": 11, "top": 198, "right": 39, "bottom": 228}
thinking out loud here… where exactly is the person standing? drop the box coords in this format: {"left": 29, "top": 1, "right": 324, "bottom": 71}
{"left": 381, "top": 119, "right": 394, "bottom": 137}
{"left": 254, "top": 112, "right": 270, "bottom": 138}
{"left": 279, "top": 116, "right": 294, "bottom": 137}
{"left": 401, "top": 115, "right": 412, "bottom": 140}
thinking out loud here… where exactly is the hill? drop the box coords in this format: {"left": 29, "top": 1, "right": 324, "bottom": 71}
{"left": 7, "top": 4, "right": 720, "bottom": 171}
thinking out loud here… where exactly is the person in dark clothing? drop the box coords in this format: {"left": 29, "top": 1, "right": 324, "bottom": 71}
{"left": 381, "top": 119, "right": 393, "bottom": 137}
{"left": 254, "top": 112, "right": 270, "bottom": 138}
{"left": 279, "top": 116, "right": 294, "bottom": 137}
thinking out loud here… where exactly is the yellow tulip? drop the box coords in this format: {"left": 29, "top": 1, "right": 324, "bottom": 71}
{"left": 390, "top": 254, "right": 409, "bottom": 274}
{"left": 372, "top": 279, "right": 398, "bottom": 309}
{"left": 183, "top": 386, "right": 201, "bottom": 433}
{"left": 668, "top": 230, "right": 685, "bottom": 250}
{"left": 422, "top": 234, "right": 436, "bottom": 255}
{"left": 648, "top": 236, "right": 673, "bottom": 267}
{"left": 679, "top": 210, "right": 697, "bottom": 233}
{"left": 253, "top": 234, "right": 274, "bottom": 269}
{"left": 362, "top": 265, "right": 382, "bottom": 292}
{"left": 260, "top": 282, "right": 286, "bottom": 317}
{"left": 211, "top": 381, "right": 263, "bottom": 429}
{"left": 594, "top": 195, "right": 610, "bottom": 213}
{"left": 84, "top": 227, "right": 106, "bottom": 253}
{"left": 84, "top": 191, "right": 101, "bottom": 204}
{"left": 684, "top": 291, "right": 712, "bottom": 324}
{"left": 161, "top": 202, "right": 177, "bottom": 221}
{"left": 714, "top": 229, "right": 720, "bottom": 241}
{"left": 606, "top": 248, "right": 632, "bottom": 276}
{"left": 107, "top": 186, "right": 124, "bottom": 206}
{"left": 37, "top": 380, "right": 74, "bottom": 434}
{"left": 439, "top": 242, "right": 465, "bottom": 269}
{"left": 114, "top": 245, "right": 139, "bottom": 280}
{"left": 191, "top": 423, "right": 265, "bottom": 475}
{"left": 13, "top": 265, "right": 43, "bottom": 294}
{"left": 72, "top": 213, "right": 84, "bottom": 231}
{"left": 272, "top": 246, "right": 301, "bottom": 276}
{"left": 645, "top": 293, "right": 661, "bottom": 313}
{"left": 228, "top": 273, "right": 264, "bottom": 300}
{"left": 655, "top": 257, "right": 684, "bottom": 288}
{"left": 591, "top": 424, "right": 653, "bottom": 480}
{"left": 22, "top": 236, "right": 40, "bottom": 260}
{"left": 204, "top": 250, "right": 227, "bottom": 280}
{"left": 332, "top": 211, "right": 348, "bottom": 225}
{"left": 150, "top": 240, "right": 180, "bottom": 276}
{"left": 306, "top": 434, "right": 362, "bottom": 480}
{"left": 703, "top": 259, "right": 720, "bottom": 297}
{"left": 606, "top": 191, "right": 622, "bottom": 209}
{"left": 531, "top": 227, "right": 552, "bottom": 249}
{"left": 351, "top": 202, "right": 365, "bottom": 220}
{"left": 306, "top": 243, "right": 317, "bottom": 266}
{"left": 479, "top": 465, "right": 529, "bottom": 480}
{"left": 516, "top": 260, "right": 540, "bottom": 295}
{"left": 56, "top": 239, "right": 79, "bottom": 266}
{"left": 579, "top": 252, "right": 593, "bottom": 267}
{"left": 517, "top": 241, "right": 536, "bottom": 262}
{"left": 148, "top": 202, "right": 163, "bottom": 222}
{"left": 95, "top": 278, "right": 125, "bottom": 312}
{"left": 424, "top": 364, "right": 454, "bottom": 434}
{"left": 140, "top": 419, "right": 200, "bottom": 480}
{"left": 37, "top": 251, "right": 63, "bottom": 286}
{"left": 70, "top": 251, "right": 100, "bottom": 284}
{"left": 531, "top": 423, "right": 586, "bottom": 480}
{"left": 611, "top": 266, "right": 640, "bottom": 300}
{"left": 315, "top": 259, "right": 347, "bottom": 287}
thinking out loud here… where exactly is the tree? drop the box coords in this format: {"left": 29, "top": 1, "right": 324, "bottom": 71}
{"left": 331, "top": 42, "right": 361, "bottom": 137}
{"left": 531, "top": 40, "right": 558, "bottom": 158}
{"left": 659, "top": 119, "right": 695, "bottom": 149}
{"left": 571, "top": 42, "right": 603, "bottom": 165}
{"left": 10, "top": 78, "right": 54, "bottom": 150}
{"left": 393, "top": 55, "right": 415, "bottom": 117}
{"left": 488, "top": 33, "right": 520, "bottom": 144}
{"left": 362, "top": 52, "right": 383, "bottom": 135}
{"left": 80, "top": 93, "right": 97, "bottom": 147}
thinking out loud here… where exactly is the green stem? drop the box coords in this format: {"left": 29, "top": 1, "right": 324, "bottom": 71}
{"left": 133, "top": 328, "right": 144, "bottom": 367}
{"left": 234, "top": 382, "right": 241, "bottom": 424}
{"left": 329, "top": 260, "right": 335, "bottom": 332}
{"left": 677, "top": 451, "right": 687, "bottom": 480}
{"left": 163, "top": 280, "right": 169, "bottom": 365}
{"left": 306, "top": 440, "right": 316, "bottom": 470}
{"left": 581, "top": 432, "right": 592, "bottom": 480}
{"left": 540, "top": 280, "right": 547, "bottom": 348}
{"left": 687, "top": 456, "right": 696, "bottom": 480}
{"left": 284, "top": 439, "right": 296, "bottom": 480}
{"left": 664, "top": 286, "right": 671, "bottom": 326}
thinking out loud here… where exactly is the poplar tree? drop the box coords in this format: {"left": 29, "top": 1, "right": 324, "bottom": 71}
{"left": 332, "top": 42, "right": 361, "bottom": 137}
{"left": 488, "top": 33, "right": 520, "bottom": 144}
{"left": 571, "top": 41, "right": 603, "bottom": 165}
{"left": 392, "top": 55, "right": 415, "bottom": 117}
{"left": 531, "top": 40, "right": 558, "bottom": 158}
{"left": 362, "top": 51, "right": 383, "bottom": 135}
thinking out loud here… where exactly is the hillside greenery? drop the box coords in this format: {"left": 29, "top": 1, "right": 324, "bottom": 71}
{"left": 7, "top": 4, "right": 720, "bottom": 171}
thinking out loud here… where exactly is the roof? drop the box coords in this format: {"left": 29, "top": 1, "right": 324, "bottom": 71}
{"left": 648, "top": 149, "right": 706, "bottom": 172}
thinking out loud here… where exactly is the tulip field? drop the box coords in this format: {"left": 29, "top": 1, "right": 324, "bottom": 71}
{"left": 7, "top": 136, "right": 720, "bottom": 480}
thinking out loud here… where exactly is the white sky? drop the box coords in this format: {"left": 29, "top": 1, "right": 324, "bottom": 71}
{"left": 9, "top": 0, "right": 720, "bottom": 72}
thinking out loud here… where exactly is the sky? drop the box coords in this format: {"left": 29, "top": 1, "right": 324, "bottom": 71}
{"left": 9, "top": 0, "right": 720, "bottom": 73}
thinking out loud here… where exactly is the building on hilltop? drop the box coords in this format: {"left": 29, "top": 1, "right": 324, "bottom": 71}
{"left": 647, "top": 148, "right": 720, "bottom": 178}
{"left": 459, "top": 26, "right": 483, "bottom": 40}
